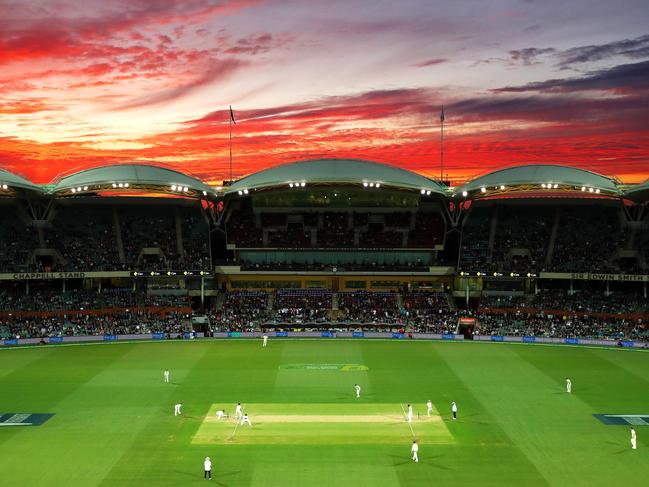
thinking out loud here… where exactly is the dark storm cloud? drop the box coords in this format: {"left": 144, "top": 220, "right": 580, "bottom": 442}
{"left": 558, "top": 34, "right": 649, "bottom": 66}
{"left": 494, "top": 60, "right": 649, "bottom": 93}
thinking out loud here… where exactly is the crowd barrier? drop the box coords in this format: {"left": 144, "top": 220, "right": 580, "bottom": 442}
{"left": 3, "top": 333, "right": 647, "bottom": 348}
{"left": 473, "top": 335, "right": 647, "bottom": 349}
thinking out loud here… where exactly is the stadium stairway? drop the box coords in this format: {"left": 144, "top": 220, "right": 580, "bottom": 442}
{"left": 545, "top": 208, "right": 561, "bottom": 268}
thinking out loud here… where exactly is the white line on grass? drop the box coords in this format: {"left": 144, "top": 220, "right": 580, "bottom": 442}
{"left": 400, "top": 403, "right": 416, "bottom": 439}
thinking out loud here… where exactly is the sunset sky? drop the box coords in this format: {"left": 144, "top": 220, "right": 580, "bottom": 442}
{"left": 0, "top": 0, "right": 648, "bottom": 186}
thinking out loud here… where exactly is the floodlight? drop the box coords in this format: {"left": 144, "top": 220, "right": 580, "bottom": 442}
{"left": 300, "top": 182, "right": 305, "bottom": 187}
{"left": 244, "top": 189, "right": 249, "bottom": 194}
{"left": 363, "top": 182, "right": 368, "bottom": 187}
{"left": 237, "top": 190, "right": 243, "bottom": 195}
{"left": 462, "top": 191, "right": 468, "bottom": 197}
{"left": 481, "top": 187, "right": 486, "bottom": 192}
{"left": 500, "top": 185, "right": 505, "bottom": 190}
{"left": 420, "top": 189, "right": 426, "bottom": 194}
{"left": 171, "top": 185, "right": 177, "bottom": 191}
{"left": 376, "top": 183, "right": 381, "bottom": 188}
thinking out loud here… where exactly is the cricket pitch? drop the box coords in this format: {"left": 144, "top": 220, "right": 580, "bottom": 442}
{"left": 192, "top": 403, "right": 455, "bottom": 445}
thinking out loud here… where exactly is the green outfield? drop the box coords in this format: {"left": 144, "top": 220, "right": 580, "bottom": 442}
{"left": 1, "top": 339, "right": 649, "bottom": 486}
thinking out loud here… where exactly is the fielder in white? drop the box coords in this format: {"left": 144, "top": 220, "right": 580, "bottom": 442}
{"left": 451, "top": 401, "right": 457, "bottom": 420}
{"left": 235, "top": 402, "right": 243, "bottom": 419}
{"left": 407, "top": 404, "right": 413, "bottom": 423}
{"left": 240, "top": 413, "right": 252, "bottom": 426}
{"left": 262, "top": 335, "right": 268, "bottom": 347}
{"left": 355, "top": 384, "right": 361, "bottom": 398}
{"left": 215, "top": 410, "right": 226, "bottom": 420}
{"left": 163, "top": 369, "right": 169, "bottom": 383}
{"left": 566, "top": 378, "right": 572, "bottom": 393}
{"left": 174, "top": 403, "right": 182, "bottom": 416}
{"left": 426, "top": 400, "right": 433, "bottom": 417}
{"left": 411, "top": 440, "right": 419, "bottom": 463}
{"left": 631, "top": 428, "right": 637, "bottom": 450}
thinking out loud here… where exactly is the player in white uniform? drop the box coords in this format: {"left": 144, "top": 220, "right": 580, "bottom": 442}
{"left": 451, "top": 401, "right": 457, "bottom": 420}
{"left": 407, "top": 404, "right": 413, "bottom": 423}
{"left": 163, "top": 369, "right": 169, "bottom": 383}
{"left": 262, "top": 335, "right": 268, "bottom": 347}
{"left": 174, "top": 403, "right": 182, "bottom": 416}
{"left": 631, "top": 428, "right": 637, "bottom": 450}
{"left": 411, "top": 440, "right": 419, "bottom": 462}
{"left": 426, "top": 400, "right": 433, "bottom": 417}
{"left": 566, "top": 378, "right": 572, "bottom": 393}
{"left": 355, "top": 384, "right": 361, "bottom": 398}
{"left": 204, "top": 456, "right": 212, "bottom": 480}
{"left": 240, "top": 413, "right": 252, "bottom": 426}
{"left": 235, "top": 403, "right": 243, "bottom": 419}
{"left": 215, "top": 410, "right": 226, "bottom": 419}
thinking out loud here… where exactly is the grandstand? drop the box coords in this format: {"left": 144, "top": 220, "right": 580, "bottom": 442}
{"left": 0, "top": 159, "right": 648, "bottom": 344}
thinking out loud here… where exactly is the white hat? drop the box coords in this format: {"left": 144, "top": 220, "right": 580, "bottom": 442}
{"left": 206, "top": 456, "right": 210, "bottom": 460}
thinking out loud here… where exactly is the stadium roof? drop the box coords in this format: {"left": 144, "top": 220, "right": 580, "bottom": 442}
{"left": 454, "top": 164, "right": 620, "bottom": 200}
{"left": 0, "top": 168, "right": 44, "bottom": 195}
{"left": 623, "top": 179, "right": 649, "bottom": 202}
{"left": 225, "top": 158, "right": 446, "bottom": 196}
{"left": 51, "top": 164, "right": 215, "bottom": 199}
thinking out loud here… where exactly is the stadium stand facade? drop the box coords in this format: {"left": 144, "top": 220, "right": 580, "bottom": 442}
{"left": 0, "top": 159, "right": 648, "bottom": 343}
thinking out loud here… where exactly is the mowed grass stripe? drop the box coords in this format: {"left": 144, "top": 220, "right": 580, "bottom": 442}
{"left": 99, "top": 341, "right": 282, "bottom": 486}
{"left": 438, "top": 343, "right": 649, "bottom": 486}
{"left": 352, "top": 341, "right": 550, "bottom": 486}
{"left": 513, "top": 345, "right": 649, "bottom": 455}
{"left": 0, "top": 344, "right": 134, "bottom": 486}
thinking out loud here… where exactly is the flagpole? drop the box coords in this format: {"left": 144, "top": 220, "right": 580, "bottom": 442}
{"left": 229, "top": 105, "right": 233, "bottom": 183}
{"left": 440, "top": 105, "right": 444, "bottom": 183}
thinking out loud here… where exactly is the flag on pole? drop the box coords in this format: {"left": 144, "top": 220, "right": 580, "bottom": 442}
{"left": 440, "top": 106, "right": 445, "bottom": 122}
{"left": 230, "top": 106, "right": 236, "bottom": 124}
